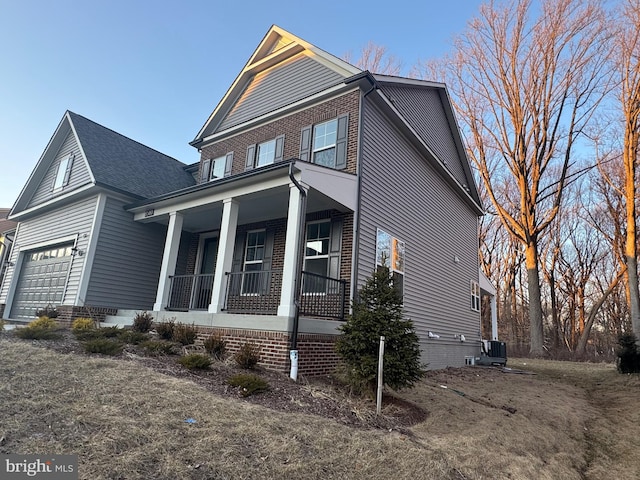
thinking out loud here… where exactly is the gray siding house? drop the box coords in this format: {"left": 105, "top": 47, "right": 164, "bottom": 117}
{"left": 1, "top": 26, "right": 485, "bottom": 372}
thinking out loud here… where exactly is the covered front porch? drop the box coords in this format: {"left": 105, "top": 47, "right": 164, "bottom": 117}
{"left": 127, "top": 161, "right": 356, "bottom": 323}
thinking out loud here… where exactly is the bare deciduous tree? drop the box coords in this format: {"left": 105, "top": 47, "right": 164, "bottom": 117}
{"left": 343, "top": 42, "right": 402, "bottom": 75}
{"left": 423, "top": 0, "right": 611, "bottom": 355}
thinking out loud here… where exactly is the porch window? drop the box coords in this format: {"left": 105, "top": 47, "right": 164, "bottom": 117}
{"left": 303, "top": 220, "right": 331, "bottom": 293}
{"left": 471, "top": 280, "right": 481, "bottom": 312}
{"left": 376, "top": 228, "right": 405, "bottom": 297}
{"left": 243, "top": 229, "right": 266, "bottom": 294}
{"left": 312, "top": 120, "right": 338, "bottom": 168}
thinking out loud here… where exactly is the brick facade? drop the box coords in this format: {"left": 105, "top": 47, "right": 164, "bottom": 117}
{"left": 199, "top": 90, "right": 360, "bottom": 178}
{"left": 194, "top": 327, "right": 339, "bottom": 376}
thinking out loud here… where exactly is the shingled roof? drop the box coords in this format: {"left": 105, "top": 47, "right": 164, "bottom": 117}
{"left": 68, "top": 112, "right": 195, "bottom": 199}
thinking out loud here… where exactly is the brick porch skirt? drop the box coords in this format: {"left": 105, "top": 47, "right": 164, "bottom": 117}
{"left": 194, "top": 327, "right": 339, "bottom": 376}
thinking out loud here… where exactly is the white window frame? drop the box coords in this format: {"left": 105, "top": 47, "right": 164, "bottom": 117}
{"left": 303, "top": 220, "right": 331, "bottom": 295}
{"left": 471, "top": 280, "right": 481, "bottom": 312}
{"left": 209, "top": 155, "right": 226, "bottom": 181}
{"left": 376, "top": 228, "right": 405, "bottom": 298}
{"left": 242, "top": 229, "right": 266, "bottom": 295}
{"left": 312, "top": 119, "right": 338, "bottom": 168}
{"left": 256, "top": 139, "right": 276, "bottom": 167}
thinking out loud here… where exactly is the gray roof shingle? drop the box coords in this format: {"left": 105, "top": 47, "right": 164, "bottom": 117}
{"left": 68, "top": 111, "right": 195, "bottom": 199}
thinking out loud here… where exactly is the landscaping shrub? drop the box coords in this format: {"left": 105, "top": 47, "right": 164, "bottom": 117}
{"left": 155, "top": 320, "right": 175, "bottom": 340}
{"left": 14, "top": 316, "right": 61, "bottom": 340}
{"left": 140, "top": 340, "right": 177, "bottom": 356}
{"left": 99, "top": 325, "right": 122, "bottom": 338}
{"left": 203, "top": 333, "right": 227, "bottom": 359}
{"left": 72, "top": 317, "right": 95, "bottom": 332}
{"left": 132, "top": 311, "right": 154, "bottom": 333}
{"left": 336, "top": 263, "right": 426, "bottom": 393}
{"left": 228, "top": 373, "right": 269, "bottom": 397}
{"left": 617, "top": 333, "right": 640, "bottom": 374}
{"left": 118, "top": 330, "right": 149, "bottom": 345}
{"left": 178, "top": 353, "right": 211, "bottom": 370}
{"left": 83, "top": 338, "right": 124, "bottom": 355}
{"left": 173, "top": 322, "right": 197, "bottom": 346}
{"left": 235, "top": 342, "right": 260, "bottom": 369}
{"left": 29, "top": 316, "right": 59, "bottom": 330}
{"left": 35, "top": 306, "right": 58, "bottom": 318}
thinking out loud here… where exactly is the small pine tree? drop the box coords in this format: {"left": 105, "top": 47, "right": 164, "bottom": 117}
{"left": 336, "top": 264, "right": 425, "bottom": 393}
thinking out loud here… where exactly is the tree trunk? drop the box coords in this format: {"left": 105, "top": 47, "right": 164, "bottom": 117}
{"left": 575, "top": 268, "right": 626, "bottom": 357}
{"left": 525, "top": 240, "right": 545, "bottom": 356}
{"left": 625, "top": 147, "right": 640, "bottom": 341}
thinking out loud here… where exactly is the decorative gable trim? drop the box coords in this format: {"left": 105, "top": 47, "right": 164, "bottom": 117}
{"left": 191, "top": 25, "right": 360, "bottom": 145}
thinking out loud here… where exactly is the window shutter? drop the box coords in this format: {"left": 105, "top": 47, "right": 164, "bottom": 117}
{"left": 62, "top": 155, "right": 74, "bottom": 186}
{"left": 261, "top": 229, "right": 275, "bottom": 294}
{"left": 245, "top": 144, "right": 256, "bottom": 171}
{"left": 201, "top": 159, "right": 211, "bottom": 183}
{"left": 224, "top": 152, "right": 234, "bottom": 177}
{"left": 229, "top": 233, "right": 246, "bottom": 296}
{"left": 274, "top": 135, "right": 285, "bottom": 163}
{"left": 299, "top": 125, "right": 312, "bottom": 162}
{"left": 335, "top": 114, "right": 349, "bottom": 170}
{"left": 328, "top": 218, "right": 343, "bottom": 291}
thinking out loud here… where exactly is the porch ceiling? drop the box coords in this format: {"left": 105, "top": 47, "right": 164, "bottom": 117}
{"left": 147, "top": 183, "right": 350, "bottom": 233}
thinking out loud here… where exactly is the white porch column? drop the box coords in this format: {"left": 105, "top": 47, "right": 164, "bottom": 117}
{"left": 209, "top": 198, "right": 239, "bottom": 313}
{"left": 491, "top": 295, "right": 498, "bottom": 341}
{"left": 278, "top": 183, "right": 306, "bottom": 318}
{"left": 153, "top": 212, "right": 184, "bottom": 311}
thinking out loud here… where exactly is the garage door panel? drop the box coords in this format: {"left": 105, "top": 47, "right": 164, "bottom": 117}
{"left": 10, "top": 243, "right": 74, "bottom": 319}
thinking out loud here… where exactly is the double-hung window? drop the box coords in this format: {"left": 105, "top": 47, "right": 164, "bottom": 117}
{"left": 256, "top": 139, "right": 276, "bottom": 167}
{"left": 471, "top": 281, "right": 481, "bottom": 312}
{"left": 303, "top": 220, "right": 331, "bottom": 294}
{"left": 210, "top": 156, "right": 226, "bottom": 180}
{"left": 312, "top": 120, "right": 338, "bottom": 168}
{"left": 376, "top": 228, "right": 405, "bottom": 297}
{"left": 242, "top": 230, "right": 266, "bottom": 294}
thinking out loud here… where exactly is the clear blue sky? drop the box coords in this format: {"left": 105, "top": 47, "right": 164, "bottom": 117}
{"left": 0, "top": 0, "right": 485, "bottom": 207}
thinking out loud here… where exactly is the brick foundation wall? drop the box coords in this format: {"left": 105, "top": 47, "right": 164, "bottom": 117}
{"left": 56, "top": 305, "right": 118, "bottom": 327}
{"left": 193, "top": 326, "right": 340, "bottom": 376}
{"left": 0, "top": 303, "right": 5, "bottom": 318}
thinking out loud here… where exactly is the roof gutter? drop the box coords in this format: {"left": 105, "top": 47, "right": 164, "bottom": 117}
{"left": 287, "top": 160, "right": 307, "bottom": 381}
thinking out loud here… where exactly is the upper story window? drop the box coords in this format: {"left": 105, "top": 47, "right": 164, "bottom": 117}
{"left": 210, "top": 156, "right": 226, "bottom": 180}
{"left": 245, "top": 135, "right": 284, "bottom": 171}
{"left": 201, "top": 152, "right": 233, "bottom": 183}
{"left": 52, "top": 154, "right": 74, "bottom": 191}
{"left": 312, "top": 120, "right": 337, "bottom": 167}
{"left": 256, "top": 139, "right": 276, "bottom": 167}
{"left": 299, "top": 114, "right": 349, "bottom": 170}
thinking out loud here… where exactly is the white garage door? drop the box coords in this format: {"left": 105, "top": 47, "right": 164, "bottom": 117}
{"left": 10, "top": 244, "right": 74, "bottom": 319}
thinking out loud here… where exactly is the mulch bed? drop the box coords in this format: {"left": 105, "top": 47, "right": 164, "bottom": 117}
{"left": 1, "top": 327, "right": 427, "bottom": 432}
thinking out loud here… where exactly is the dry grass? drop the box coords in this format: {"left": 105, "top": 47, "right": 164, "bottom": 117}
{"left": 1, "top": 338, "right": 639, "bottom": 480}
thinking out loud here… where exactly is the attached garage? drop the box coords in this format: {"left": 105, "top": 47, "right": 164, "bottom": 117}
{"left": 10, "top": 244, "right": 74, "bottom": 319}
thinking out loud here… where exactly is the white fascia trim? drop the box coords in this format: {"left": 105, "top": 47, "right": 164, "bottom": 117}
{"left": 132, "top": 174, "right": 292, "bottom": 221}
{"left": 372, "top": 90, "right": 484, "bottom": 214}
{"left": 9, "top": 184, "right": 95, "bottom": 221}
{"left": 67, "top": 113, "right": 97, "bottom": 184}
{"left": 75, "top": 192, "right": 107, "bottom": 305}
{"left": 374, "top": 75, "right": 446, "bottom": 89}
{"left": 198, "top": 84, "right": 359, "bottom": 147}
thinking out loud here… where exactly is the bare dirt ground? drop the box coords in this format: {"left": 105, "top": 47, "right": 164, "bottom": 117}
{"left": 1, "top": 328, "right": 639, "bottom": 479}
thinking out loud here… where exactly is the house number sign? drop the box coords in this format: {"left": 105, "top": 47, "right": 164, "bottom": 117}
{"left": 144, "top": 208, "right": 155, "bottom": 217}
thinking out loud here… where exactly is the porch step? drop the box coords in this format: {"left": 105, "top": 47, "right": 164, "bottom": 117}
{"left": 102, "top": 311, "right": 136, "bottom": 328}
